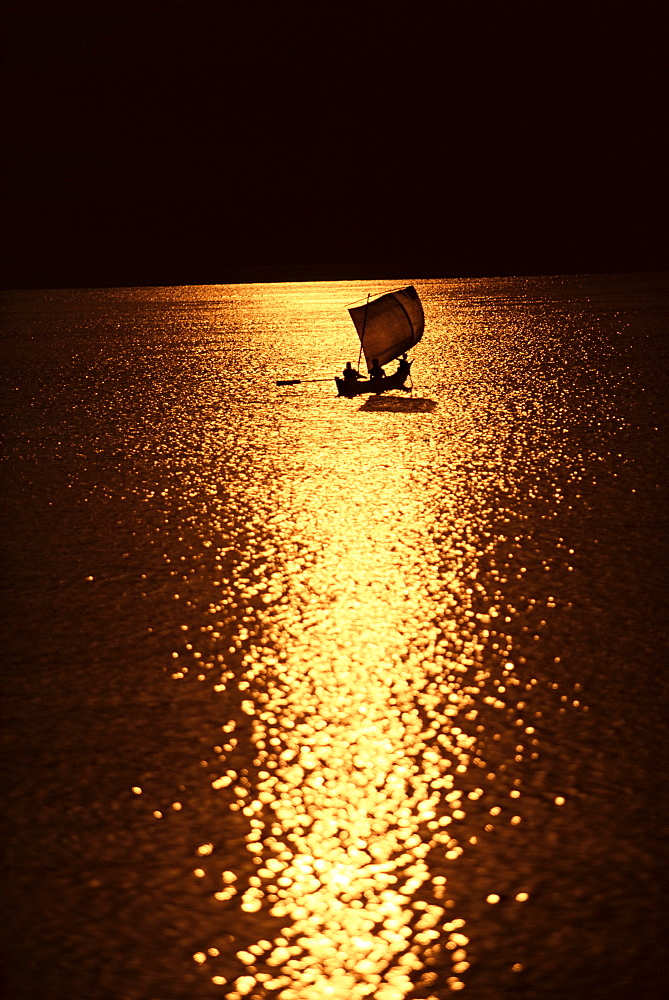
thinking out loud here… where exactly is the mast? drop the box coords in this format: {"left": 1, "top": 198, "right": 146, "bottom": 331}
{"left": 357, "top": 293, "right": 370, "bottom": 371}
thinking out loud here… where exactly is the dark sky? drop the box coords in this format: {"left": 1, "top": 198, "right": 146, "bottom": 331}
{"left": 2, "top": 1, "right": 666, "bottom": 288}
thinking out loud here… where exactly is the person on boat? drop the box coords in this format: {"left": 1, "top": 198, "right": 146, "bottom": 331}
{"left": 342, "top": 361, "right": 362, "bottom": 381}
{"left": 395, "top": 353, "right": 411, "bottom": 378}
{"left": 369, "top": 358, "right": 385, "bottom": 380}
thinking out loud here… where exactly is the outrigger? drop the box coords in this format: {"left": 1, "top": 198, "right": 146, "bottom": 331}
{"left": 335, "top": 285, "right": 425, "bottom": 398}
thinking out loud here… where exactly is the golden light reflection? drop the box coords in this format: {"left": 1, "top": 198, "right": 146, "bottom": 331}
{"left": 182, "top": 430, "right": 500, "bottom": 996}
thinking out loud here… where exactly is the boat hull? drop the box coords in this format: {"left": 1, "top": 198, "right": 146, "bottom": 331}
{"left": 335, "top": 365, "right": 412, "bottom": 398}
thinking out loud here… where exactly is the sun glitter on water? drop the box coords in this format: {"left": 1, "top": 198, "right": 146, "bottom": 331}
{"left": 177, "top": 411, "right": 505, "bottom": 997}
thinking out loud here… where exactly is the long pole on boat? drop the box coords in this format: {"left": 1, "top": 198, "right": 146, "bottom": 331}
{"left": 276, "top": 377, "right": 333, "bottom": 386}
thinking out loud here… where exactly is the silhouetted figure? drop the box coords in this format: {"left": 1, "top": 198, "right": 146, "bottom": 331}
{"left": 342, "top": 361, "right": 361, "bottom": 381}
{"left": 369, "top": 358, "right": 385, "bottom": 380}
{"left": 396, "top": 353, "right": 410, "bottom": 378}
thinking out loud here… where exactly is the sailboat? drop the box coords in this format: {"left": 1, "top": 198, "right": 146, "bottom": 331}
{"left": 335, "top": 285, "right": 425, "bottom": 397}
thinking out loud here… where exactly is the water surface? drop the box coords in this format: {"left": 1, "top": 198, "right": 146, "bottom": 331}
{"left": 2, "top": 274, "right": 668, "bottom": 999}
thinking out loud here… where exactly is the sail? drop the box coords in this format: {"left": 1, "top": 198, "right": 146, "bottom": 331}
{"left": 348, "top": 285, "right": 424, "bottom": 371}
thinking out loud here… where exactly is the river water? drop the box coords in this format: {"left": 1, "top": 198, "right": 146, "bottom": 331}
{"left": 2, "top": 274, "right": 668, "bottom": 999}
